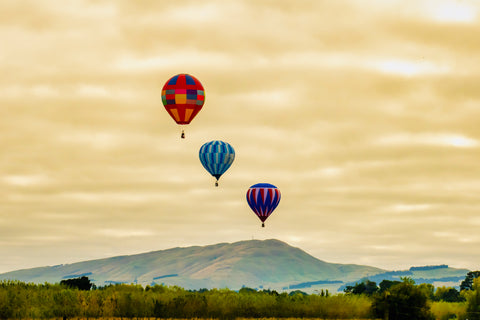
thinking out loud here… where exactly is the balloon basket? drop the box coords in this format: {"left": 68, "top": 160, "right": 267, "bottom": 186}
{"left": 262, "top": 223, "right": 265, "bottom": 227}
{"left": 215, "top": 181, "right": 218, "bottom": 187}
{"left": 181, "top": 130, "right": 185, "bottom": 139}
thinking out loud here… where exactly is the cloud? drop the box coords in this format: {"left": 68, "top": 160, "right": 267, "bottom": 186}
{"left": 1, "top": 0, "right": 480, "bottom": 273}
{"left": 366, "top": 59, "right": 450, "bottom": 77}
{"left": 97, "top": 228, "right": 155, "bottom": 238}
{"left": 421, "top": 0, "right": 478, "bottom": 23}
{"left": 388, "top": 203, "right": 433, "bottom": 212}
{"left": 2, "top": 174, "right": 51, "bottom": 187}
{"left": 376, "top": 132, "right": 479, "bottom": 148}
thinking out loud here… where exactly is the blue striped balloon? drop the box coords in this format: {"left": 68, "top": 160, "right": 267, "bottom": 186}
{"left": 199, "top": 140, "right": 235, "bottom": 186}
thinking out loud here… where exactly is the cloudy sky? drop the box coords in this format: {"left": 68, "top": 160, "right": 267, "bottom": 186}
{"left": 1, "top": 0, "right": 480, "bottom": 274}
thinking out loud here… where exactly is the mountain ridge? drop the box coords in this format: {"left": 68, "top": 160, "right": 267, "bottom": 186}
{"left": 0, "top": 239, "right": 469, "bottom": 292}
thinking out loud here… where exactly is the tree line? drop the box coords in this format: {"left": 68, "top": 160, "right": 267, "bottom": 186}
{"left": 0, "top": 279, "right": 371, "bottom": 319}
{"left": 0, "top": 272, "right": 478, "bottom": 319}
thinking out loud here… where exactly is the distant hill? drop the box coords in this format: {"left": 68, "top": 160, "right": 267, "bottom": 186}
{"left": 339, "top": 264, "right": 470, "bottom": 291}
{"left": 0, "top": 239, "right": 470, "bottom": 292}
{"left": 0, "top": 239, "right": 384, "bottom": 291}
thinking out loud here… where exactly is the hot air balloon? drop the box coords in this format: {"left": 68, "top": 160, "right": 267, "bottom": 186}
{"left": 246, "top": 183, "right": 281, "bottom": 227}
{"left": 199, "top": 140, "right": 235, "bottom": 186}
{"left": 161, "top": 74, "right": 205, "bottom": 138}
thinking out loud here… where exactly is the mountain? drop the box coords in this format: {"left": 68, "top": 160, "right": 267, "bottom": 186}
{"left": 0, "top": 239, "right": 470, "bottom": 292}
{"left": 0, "top": 239, "right": 384, "bottom": 291}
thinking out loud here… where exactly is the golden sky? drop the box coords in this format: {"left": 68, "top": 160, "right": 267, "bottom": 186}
{"left": 1, "top": 0, "right": 480, "bottom": 274}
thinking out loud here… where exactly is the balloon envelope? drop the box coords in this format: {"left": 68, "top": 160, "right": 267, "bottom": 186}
{"left": 199, "top": 140, "right": 235, "bottom": 185}
{"left": 161, "top": 74, "right": 205, "bottom": 125}
{"left": 246, "top": 183, "right": 281, "bottom": 226}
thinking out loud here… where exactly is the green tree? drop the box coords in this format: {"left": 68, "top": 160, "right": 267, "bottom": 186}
{"left": 435, "top": 286, "right": 465, "bottom": 302}
{"left": 466, "top": 278, "right": 480, "bottom": 320}
{"left": 0, "top": 288, "right": 12, "bottom": 320}
{"left": 460, "top": 271, "right": 480, "bottom": 291}
{"left": 379, "top": 279, "right": 402, "bottom": 293}
{"left": 60, "top": 276, "right": 92, "bottom": 291}
{"left": 239, "top": 286, "right": 257, "bottom": 294}
{"left": 100, "top": 288, "right": 117, "bottom": 317}
{"left": 52, "top": 289, "right": 80, "bottom": 320}
{"left": 345, "top": 280, "right": 378, "bottom": 295}
{"left": 153, "top": 299, "right": 166, "bottom": 318}
{"left": 372, "top": 278, "right": 435, "bottom": 320}
{"left": 418, "top": 283, "right": 435, "bottom": 301}
{"left": 84, "top": 291, "right": 103, "bottom": 318}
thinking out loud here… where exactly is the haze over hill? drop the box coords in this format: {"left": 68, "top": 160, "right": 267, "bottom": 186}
{"left": 0, "top": 239, "right": 469, "bottom": 292}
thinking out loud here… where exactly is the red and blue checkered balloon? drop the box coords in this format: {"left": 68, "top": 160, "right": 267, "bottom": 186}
{"left": 161, "top": 74, "right": 205, "bottom": 126}
{"left": 246, "top": 183, "right": 281, "bottom": 227}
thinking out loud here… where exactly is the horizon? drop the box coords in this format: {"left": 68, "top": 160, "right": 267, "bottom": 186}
{"left": 0, "top": 238, "right": 470, "bottom": 274}
{"left": 1, "top": 0, "right": 480, "bottom": 274}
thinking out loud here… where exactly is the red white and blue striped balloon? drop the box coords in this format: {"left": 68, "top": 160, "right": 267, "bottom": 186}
{"left": 199, "top": 140, "right": 235, "bottom": 186}
{"left": 246, "top": 183, "right": 281, "bottom": 227}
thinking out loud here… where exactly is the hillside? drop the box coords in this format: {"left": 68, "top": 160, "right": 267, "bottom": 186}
{"left": 0, "top": 239, "right": 470, "bottom": 292}
{"left": 0, "top": 239, "right": 384, "bottom": 291}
